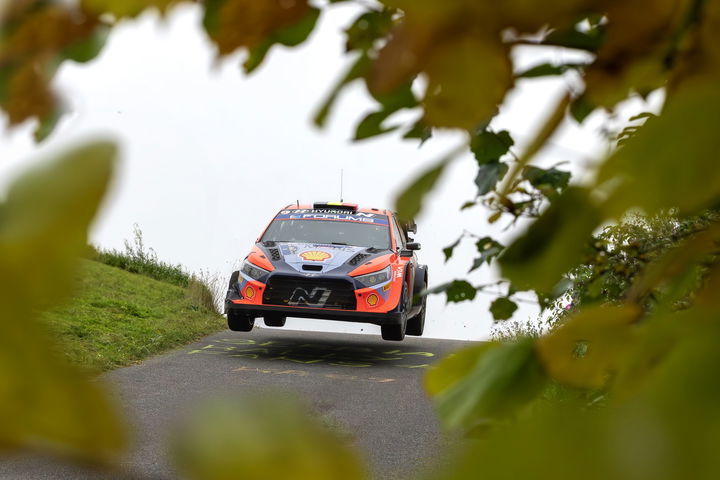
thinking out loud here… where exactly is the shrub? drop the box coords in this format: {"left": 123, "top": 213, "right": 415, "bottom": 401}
{"left": 91, "top": 224, "right": 219, "bottom": 313}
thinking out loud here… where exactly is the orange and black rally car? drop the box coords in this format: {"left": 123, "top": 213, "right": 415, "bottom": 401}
{"left": 224, "top": 202, "right": 428, "bottom": 341}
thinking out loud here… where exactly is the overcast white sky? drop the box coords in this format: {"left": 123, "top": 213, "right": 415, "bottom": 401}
{"left": 0, "top": 3, "right": 662, "bottom": 339}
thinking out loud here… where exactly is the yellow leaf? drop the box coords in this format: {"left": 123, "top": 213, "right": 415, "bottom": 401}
{"left": 172, "top": 395, "right": 365, "bottom": 480}
{"left": 536, "top": 305, "right": 641, "bottom": 389}
{"left": 204, "top": 0, "right": 311, "bottom": 56}
{"left": 2, "top": 61, "right": 56, "bottom": 126}
{"left": 498, "top": 0, "right": 597, "bottom": 33}
{"left": 584, "top": 0, "right": 690, "bottom": 108}
{"left": 0, "top": 2, "right": 99, "bottom": 132}
{"left": 673, "top": 0, "right": 720, "bottom": 88}
{"left": 2, "top": 4, "right": 98, "bottom": 59}
{"left": 597, "top": 82, "right": 720, "bottom": 217}
{"left": 423, "top": 34, "right": 512, "bottom": 130}
{"left": 0, "top": 141, "right": 127, "bottom": 462}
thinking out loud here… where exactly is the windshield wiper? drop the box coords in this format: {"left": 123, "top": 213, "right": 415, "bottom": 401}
{"left": 331, "top": 242, "right": 348, "bottom": 245}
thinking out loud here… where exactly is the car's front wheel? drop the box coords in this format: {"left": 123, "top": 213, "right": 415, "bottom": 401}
{"left": 264, "top": 315, "right": 286, "bottom": 327}
{"left": 382, "top": 284, "right": 408, "bottom": 341}
{"left": 381, "top": 322, "right": 406, "bottom": 341}
{"left": 227, "top": 310, "right": 254, "bottom": 332}
{"left": 406, "top": 293, "right": 426, "bottom": 336}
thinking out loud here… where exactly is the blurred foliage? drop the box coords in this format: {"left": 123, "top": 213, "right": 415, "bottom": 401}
{"left": 0, "top": 141, "right": 127, "bottom": 463}
{"left": 560, "top": 210, "right": 720, "bottom": 315}
{"left": 171, "top": 394, "right": 365, "bottom": 480}
{"left": 4, "top": 0, "right": 720, "bottom": 479}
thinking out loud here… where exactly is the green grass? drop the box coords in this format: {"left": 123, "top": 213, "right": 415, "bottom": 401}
{"left": 42, "top": 259, "right": 225, "bottom": 372}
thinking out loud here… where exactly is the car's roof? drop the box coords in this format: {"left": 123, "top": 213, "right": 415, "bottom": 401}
{"left": 281, "top": 203, "right": 393, "bottom": 216}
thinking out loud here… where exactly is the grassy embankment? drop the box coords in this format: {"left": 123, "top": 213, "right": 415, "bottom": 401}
{"left": 43, "top": 232, "right": 226, "bottom": 372}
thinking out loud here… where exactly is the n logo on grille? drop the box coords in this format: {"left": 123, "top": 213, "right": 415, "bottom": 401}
{"left": 288, "top": 287, "right": 331, "bottom": 306}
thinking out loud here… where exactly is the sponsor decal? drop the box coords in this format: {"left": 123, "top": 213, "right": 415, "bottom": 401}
{"left": 288, "top": 287, "right": 331, "bottom": 306}
{"left": 300, "top": 250, "right": 331, "bottom": 262}
{"left": 275, "top": 211, "right": 389, "bottom": 225}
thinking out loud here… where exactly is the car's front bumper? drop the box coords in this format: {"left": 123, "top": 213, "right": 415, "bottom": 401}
{"left": 225, "top": 300, "right": 404, "bottom": 326}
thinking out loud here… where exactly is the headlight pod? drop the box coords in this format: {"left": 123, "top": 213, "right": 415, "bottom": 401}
{"left": 241, "top": 260, "right": 269, "bottom": 280}
{"left": 354, "top": 265, "right": 392, "bottom": 288}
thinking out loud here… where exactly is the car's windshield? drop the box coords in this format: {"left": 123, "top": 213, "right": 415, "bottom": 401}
{"left": 261, "top": 219, "right": 391, "bottom": 250}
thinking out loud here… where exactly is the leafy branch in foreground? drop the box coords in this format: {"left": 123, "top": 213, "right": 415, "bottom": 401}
{"left": 0, "top": 141, "right": 127, "bottom": 463}
{"left": 4, "top": 1, "right": 720, "bottom": 479}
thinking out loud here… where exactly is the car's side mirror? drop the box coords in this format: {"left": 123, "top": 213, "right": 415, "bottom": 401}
{"left": 399, "top": 249, "right": 414, "bottom": 258}
{"left": 406, "top": 242, "right": 421, "bottom": 251}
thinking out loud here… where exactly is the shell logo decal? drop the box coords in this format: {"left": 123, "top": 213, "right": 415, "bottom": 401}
{"left": 300, "top": 250, "right": 332, "bottom": 262}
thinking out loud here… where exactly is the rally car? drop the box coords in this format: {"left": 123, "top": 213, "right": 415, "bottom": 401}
{"left": 224, "top": 202, "right": 428, "bottom": 341}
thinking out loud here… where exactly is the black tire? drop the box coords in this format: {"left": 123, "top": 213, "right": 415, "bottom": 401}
{"left": 406, "top": 292, "right": 426, "bottom": 336}
{"left": 382, "top": 283, "right": 408, "bottom": 341}
{"left": 227, "top": 310, "right": 254, "bottom": 332}
{"left": 264, "top": 315, "right": 286, "bottom": 327}
{"left": 381, "top": 323, "right": 406, "bottom": 341}
{"left": 412, "top": 265, "right": 428, "bottom": 308}
{"left": 228, "top": 270, "right": 240, "bottom": 291}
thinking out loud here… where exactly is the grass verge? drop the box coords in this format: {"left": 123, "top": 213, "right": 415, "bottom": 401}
{"left": 43, "top": 259, "right": 225, "bottom": 372}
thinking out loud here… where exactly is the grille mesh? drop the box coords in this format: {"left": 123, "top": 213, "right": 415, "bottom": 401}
{"left": 268, "top": 248, "right": 281, "bottom": 261}
{"left": 263, "top": 276, "right": 356, "bottom": 310}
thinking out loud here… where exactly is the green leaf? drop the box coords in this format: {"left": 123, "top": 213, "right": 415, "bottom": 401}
{"left": 33, "top": 103, "right": 64, "bottom": 142}
{"left": 516, "top": 62, "right": 588, "bottom": 78}
{"left": 344, "top": 9, "right": 394, "bottom": 53}
{"left": 395, "top": 146, "right": 463, "bottom": 221}
{"left": 489, "top": 297, "right": 518, "bottom": 321}
{"left": 314, "top": 54, "right": 370, "bottom": 127}
{"left": 569, "top": 95, "right": 595, "bottom": 123}
{"left": 433, "top": 339, "right": 547, "bottom": 430}
{"left": 475, "top": 161, "right": 509, "bottom": 196}
{"left": 500, "top": 187, "right": 601, "bottom": 292}
{"left": 61, "top": 26, "right": 110, "bottom": 64}
{"left": 443, "top": 236, "right": 462, "bottom": 263}
{"left": 171, "top": 395, "right": 365, "bottom": 480}
{"left": 353, "top": 81, "right": 417, "bottom": 140}
{"left": 354, "top": 110, "right": 398, "bottom": 140}
{"left": 425, "top": 280, "right": 477, "bottom": 303}
{"left": 244, "top": 7, "right": 321, "bottom": 73}
{"left": 403, "top": 119, "right": 432, "bottom": 144}
{"left": 425, "top": 343, "right": 495, "bottom": 396}
{"left": 470, "top": 130, "right": 513, "bottom": 164}
{"left": 522, "top": 165, "right": 570, "bottom": 192}
{"left": 469, "top": 237, "right": 504, "bottom": 272}
{"left": 541, "top": 24, "right": 604, "bottom": 51}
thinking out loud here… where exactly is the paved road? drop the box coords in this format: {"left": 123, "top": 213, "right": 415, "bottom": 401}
{"left": 0, "top": 327, "right": 472, "bottom": 479}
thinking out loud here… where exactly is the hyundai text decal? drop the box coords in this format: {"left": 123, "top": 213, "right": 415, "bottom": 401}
{"left": 288, "top": 287, "right": 331, "bottom": 306}
{"left": 275, "top": 210, "right": 389, "bottom": 225}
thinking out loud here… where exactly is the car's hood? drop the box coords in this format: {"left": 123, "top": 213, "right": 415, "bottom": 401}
{"left": 270, "top": 242, "right": 385, "bottom": 274}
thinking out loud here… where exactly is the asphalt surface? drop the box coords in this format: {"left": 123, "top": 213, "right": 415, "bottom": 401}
{"left": 0, "top": 327, "right": 472, "bottom": 480}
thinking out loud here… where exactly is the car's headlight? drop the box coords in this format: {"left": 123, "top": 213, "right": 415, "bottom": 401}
{"left": 354, "top": 265, "right": 392, "bottom": 288}
{"left": 241, "top": 260, "right": 269, "bottom": 280}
